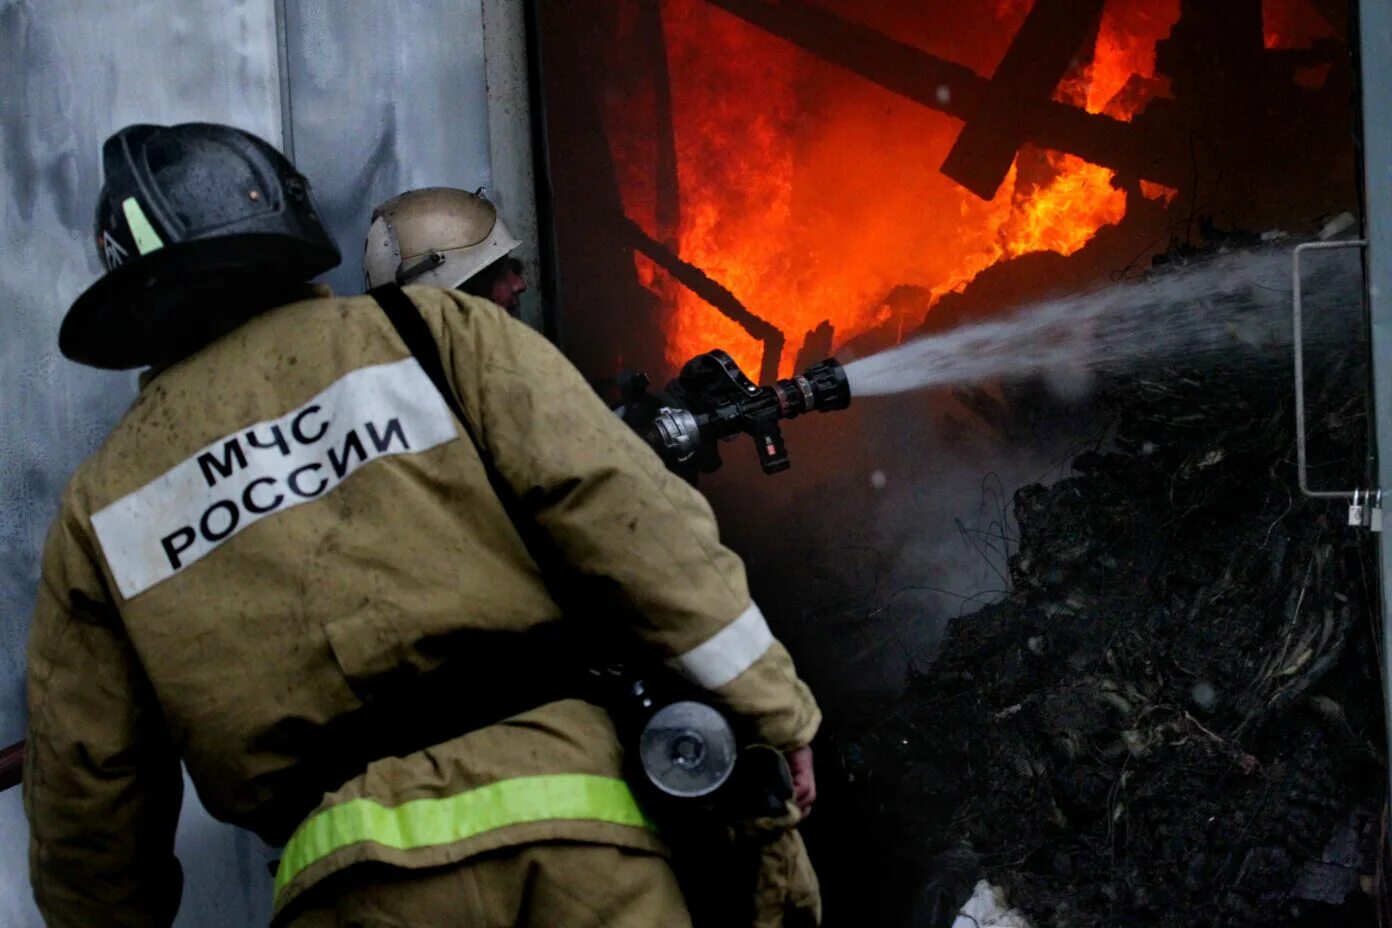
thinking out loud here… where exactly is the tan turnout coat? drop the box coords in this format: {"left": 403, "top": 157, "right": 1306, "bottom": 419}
{"left": 24, "top": 287, "right": 820, "bottom": 926}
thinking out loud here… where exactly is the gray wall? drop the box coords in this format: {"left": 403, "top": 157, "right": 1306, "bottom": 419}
{"left": 282, "top": 0, "right": 492, "bottom": 295}
{"left": 1, "top": 0, "right": 285, "bottom": 756}
{"left": 0, "top": 0, "right": 534, "bottom": 923}
{"left": 281, "top": 0, "right": 542, "bottom": 325}
{"left": 1359, "top": 0, "right": 1392, "bottom": 792}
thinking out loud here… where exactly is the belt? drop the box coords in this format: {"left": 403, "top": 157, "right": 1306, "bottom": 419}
{"left": 254, "top": 624, "right": 598, "bottom": 846}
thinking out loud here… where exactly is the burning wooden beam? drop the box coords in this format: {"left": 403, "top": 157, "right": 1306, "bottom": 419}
{"left": 635, "top": 1, "right": 682, "bottom": 248}
{"left": 615, "top": 215, "right": 786, "bottom": 384}
{"left": 701, "top": 0, "right": 986, "bottom": 122}
{"left": 940, "top": 0, "right": 1106, "bottom": 199}
{"left": 701, "top": 0, "right": 1185, "bottom": 196}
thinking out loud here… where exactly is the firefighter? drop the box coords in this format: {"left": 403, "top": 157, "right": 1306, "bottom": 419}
{"left": 362, "top": 185, "right": 825, "bottom": 927}
{"left": 363, "top": 186, "right": 529, "bottom": 315}
{"left": 24, "top": 122, "right": 822, "bottom": 927}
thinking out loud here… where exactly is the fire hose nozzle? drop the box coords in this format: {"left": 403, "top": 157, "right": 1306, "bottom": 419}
{"left": 649, "top": 407, "right": 702, "bottom": 463}
{"left": 801, "top": 358, "right": 851, "bottom": 411}
{"left": 773, "top": 358, "right": 851, "bottom": 419}
{"left": 618, "top": 352, "right": 852, "bottom": 478}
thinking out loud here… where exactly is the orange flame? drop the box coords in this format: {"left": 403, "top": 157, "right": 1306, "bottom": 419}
{"left": 1140, "top": 180, "right": 1180, "bottom": 206}
{"left": 1002, "top": 156, "right": 1128, "bottom": 259}
{"left": 1263, "top": 0, "right": 1336, "bottom": 50}
{"left": 1055, "top": 0, "right": 1179, "bottom": 120}
{"left": 620, "top": 0, "right": 1181, "bottom": 377}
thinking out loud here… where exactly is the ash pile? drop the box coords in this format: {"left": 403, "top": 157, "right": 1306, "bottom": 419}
{"left": 830, "top": 337, "right": 1388, "bottom": 925}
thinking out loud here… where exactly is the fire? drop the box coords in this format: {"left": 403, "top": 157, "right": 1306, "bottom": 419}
{"left": 1055, "top": 0, "right": 1179, "bottom": 120}
{"left": 1002, "top": 156, "right": 1127, "bottom": 259}
{"left": 1263, "top": 0, "right": 1336, "bottom": 50}
{"left": 1140, "top": 180, "right": 1180, "bottom": 206}
{"left": 614, "top": 0, "right": 1182, "bottom": 377}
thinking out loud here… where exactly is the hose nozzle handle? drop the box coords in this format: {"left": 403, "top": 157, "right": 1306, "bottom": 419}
{"left": 751, "top": 419, "right": 791, "bottom": 474}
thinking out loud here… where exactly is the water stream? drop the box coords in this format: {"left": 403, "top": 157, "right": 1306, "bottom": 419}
{"left": 844, "top": 245, "right": 1363, "bottom": 398}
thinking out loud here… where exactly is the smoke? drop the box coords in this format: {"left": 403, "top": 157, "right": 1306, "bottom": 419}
{"left": 708, "top": 243, "right": 1363, "bottom": 710}
{"left": 706, "top": 376, "right": 1108, "bottom": 707}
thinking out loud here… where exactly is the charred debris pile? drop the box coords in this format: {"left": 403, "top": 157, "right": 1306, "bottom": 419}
{"left": 828, "top": 318, "right": 1388, "bottom": 926}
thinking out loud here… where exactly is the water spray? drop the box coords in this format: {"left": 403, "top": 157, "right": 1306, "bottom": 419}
{"left": 842, "top": 246, "right": 1362, "bottom": 400}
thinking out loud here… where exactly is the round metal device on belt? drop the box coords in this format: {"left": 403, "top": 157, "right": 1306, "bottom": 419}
{"left": 638, "top": 701, "right": 738, "bottom": 798}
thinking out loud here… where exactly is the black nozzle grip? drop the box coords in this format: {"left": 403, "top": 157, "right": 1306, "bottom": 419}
{"left": 751, "top": 419, "right": 790, "bottom": 474}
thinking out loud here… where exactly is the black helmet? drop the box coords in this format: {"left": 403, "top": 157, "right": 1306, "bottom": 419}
{"left": 61, "top": 123, "right": 341, "bottom": 369}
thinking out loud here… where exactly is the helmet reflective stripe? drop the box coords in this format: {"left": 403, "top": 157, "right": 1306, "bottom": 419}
{"left": 101, "top": 232, "right": 131, "bottom": 269}
{"left": 121, "top": 197, "right": 165, "bottom": 255}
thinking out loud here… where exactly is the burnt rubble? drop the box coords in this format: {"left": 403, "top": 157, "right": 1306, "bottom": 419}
{"left": 818, "top": 343, "right": 1388, "bottom": 926}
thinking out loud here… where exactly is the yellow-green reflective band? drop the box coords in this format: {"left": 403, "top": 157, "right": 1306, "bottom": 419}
{"left": 121, "top": 197, "right": 165, "bottom": 255}
{"left": 274, "top": 774, "right": 654, "bottom": 900}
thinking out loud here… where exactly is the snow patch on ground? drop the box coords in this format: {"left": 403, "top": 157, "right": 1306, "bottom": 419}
{"left": 952, "top": 880, "right": 1034, "bottom": 928}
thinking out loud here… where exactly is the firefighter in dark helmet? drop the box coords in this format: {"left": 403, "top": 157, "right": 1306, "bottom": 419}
{"left": 24, "top": 121, "right": 821, "bottom": 927}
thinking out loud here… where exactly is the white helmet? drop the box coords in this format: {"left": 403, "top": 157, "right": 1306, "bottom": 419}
{"left": 363, "top": 187, "right": 521, "bottom": 290}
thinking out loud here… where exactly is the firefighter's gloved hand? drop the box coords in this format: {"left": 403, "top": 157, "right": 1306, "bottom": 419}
{"left": 675, "top": 746, "right": 822, "bottom": 927}
{"left": 734, "top": 748, "right": 821, "bottom": 927}
{"left": 787, "top": 745, "right": 816, "bottom": 816}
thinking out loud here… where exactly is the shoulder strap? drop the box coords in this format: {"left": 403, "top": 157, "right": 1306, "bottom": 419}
{"left": 368, "top": 284, "right": 531, "bottom": 529}
{"left": 370, "top": 284, "right": 476, "bottom": 446}
{"left": 367, "top": 285, "right": 600, "bottom": 632}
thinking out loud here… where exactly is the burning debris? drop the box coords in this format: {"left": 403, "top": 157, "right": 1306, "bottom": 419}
{"left": 819, "top": 324, "right": 1387, "bottom": 926}
{"left": 602, "top": 0, "right": 1180, "bottom": 378}
{"left": 540, "top": 0, "right": 1376, "bottom": 922}
{"left": 549, "top": 0, "right": 1354, "bottom": 390}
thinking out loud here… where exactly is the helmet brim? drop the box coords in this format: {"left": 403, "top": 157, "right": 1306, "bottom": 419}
{"left": 61, "top": 233, "right": 340, "bottom": 369}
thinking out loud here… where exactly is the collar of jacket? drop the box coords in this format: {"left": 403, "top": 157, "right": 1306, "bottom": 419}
{"left": 137, "top": 284, "right": 337, "bottom": 391}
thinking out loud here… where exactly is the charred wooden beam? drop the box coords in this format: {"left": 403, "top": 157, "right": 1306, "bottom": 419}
{"left": 1156, "top": 0, "right": 1264, "bottom": 99}
{"left": 793, "top": 320, "right": 835, "bottom": 376}
{"left": 702, "top": 0, "right": 989, "bottom": 122}
{"left": 701, "top": 0, "right": 1184, "bottom": 196}
{"left": 940, "top": 0, "right": 1106, "bottom": 198}
{"left": 616, "top": 215, "right": 786, "bottom": 383}
{"left": 636, "top": 0, "right": 682, "bottom": 247}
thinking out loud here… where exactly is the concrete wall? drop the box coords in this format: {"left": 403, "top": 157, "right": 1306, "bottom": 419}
{"left": 0, "top": 0, "right": 534, "bottom": 923}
